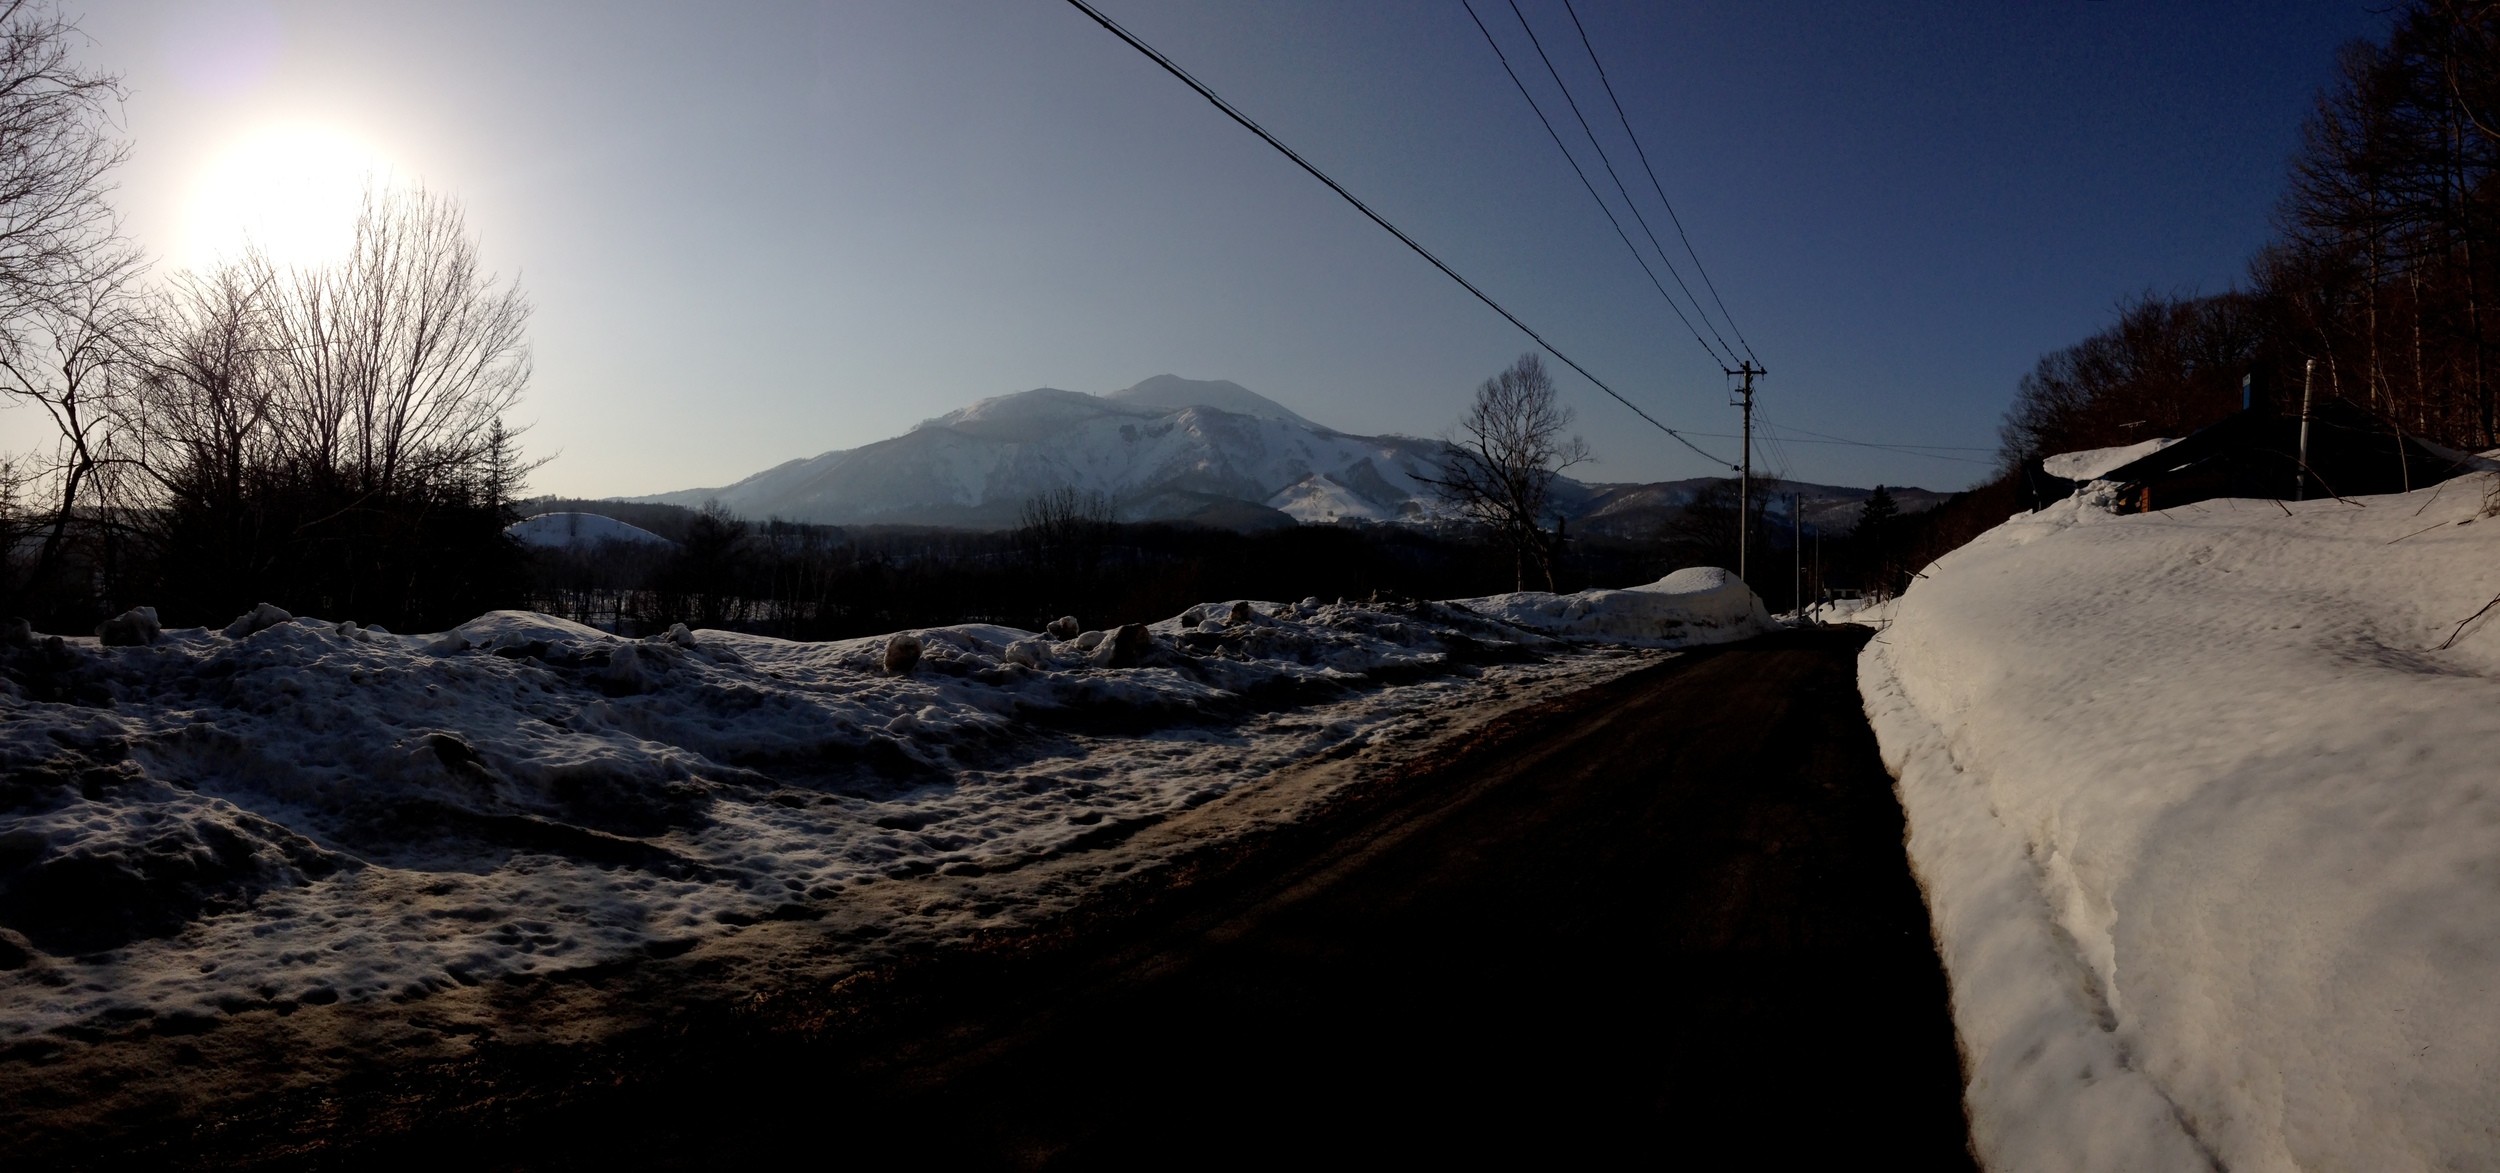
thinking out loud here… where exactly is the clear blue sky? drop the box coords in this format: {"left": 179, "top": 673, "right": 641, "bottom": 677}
{"left": 52, "top": 0, "right": 2383, "bottom": 496}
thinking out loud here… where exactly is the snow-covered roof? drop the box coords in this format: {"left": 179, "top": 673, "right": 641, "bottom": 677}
{"left": 506, "top": 511, "right": 674, "bottom": 549}
{"left": 2041, "top": 438, "right": 2178, "bottom": 482}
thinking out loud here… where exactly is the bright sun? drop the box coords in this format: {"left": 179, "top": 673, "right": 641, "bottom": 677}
{"left": 182, "top": 125, "right": 399, "bottom": 271}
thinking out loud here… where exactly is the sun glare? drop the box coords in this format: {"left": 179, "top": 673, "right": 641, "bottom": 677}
{"left": 181, "top": 125, "right": 398, "bottom": 270}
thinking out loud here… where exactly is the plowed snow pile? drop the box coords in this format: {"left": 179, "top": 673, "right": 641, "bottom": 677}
{"left": 1458, "top": 566, "right": 1771, "bottom": 646}
{"left": 0, "top": 580, "right": 1756, "bottom": 1044}
{"left": 1861, "top": 474, "right": 2500, "bottom": 1171}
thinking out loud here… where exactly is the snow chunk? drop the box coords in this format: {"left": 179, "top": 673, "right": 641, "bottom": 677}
{"left": 1457, "top": 566, "right": 1771, "bottom": 648}
{"left": 882, "top": 631, "right": 922, "bottom": 674}
{"left": 2041, "top": 437, "right": 2177, "bottom": 482}
{"left": 221, "top": 602, "right": 292, "bottom": 639}
{"left": 95, "top": 607, "right": 161, "bottom": 647}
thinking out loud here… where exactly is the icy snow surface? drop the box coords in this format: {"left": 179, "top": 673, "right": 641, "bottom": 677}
{"left": 2039, "top": 437, "right": 2177, "bottom": 482}
{"left": 0, "top": 587, "right": 1733, "bottom": 1041}
{"left": 1862, "top": 474, "right": 2500, "bottom": 1171}
{"left": 1458, "top": 566, "right": 1771, "bottom": 647}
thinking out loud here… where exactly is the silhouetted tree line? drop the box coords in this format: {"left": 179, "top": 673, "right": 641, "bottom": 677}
{"left": 2005, "top": 1, "right": 2500, "bottom": 471}
{"left": 0, "top": 8, "right": 537, "bottom": 634}
{"left": 0, "top": 187, "right": 534, "bottom": 632}
{"left": 1845, "top": 479, "right": 2029, "bottom": 600}
{"left": 517, "top": 496, "right": 1781, "bottom": 640}
{"left": 1808, "top": 0, "right": 2500, "bottom": 599}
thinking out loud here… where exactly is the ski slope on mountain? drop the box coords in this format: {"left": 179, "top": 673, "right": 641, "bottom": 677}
{"left": 1862, "top": 472, "right": 2500, "bottom": 1171}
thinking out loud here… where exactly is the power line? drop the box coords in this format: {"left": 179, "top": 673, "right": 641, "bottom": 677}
{"left": 1559, "top": 0, "right": 1758, "bottom": 365}
{"left": 1061, "top": 0, "right": 1737, "bottom": 470}
{"left": 1494, "top": 0, "right": 1742, "bottom": 368}
{"left": 1684, "top": 428, "right": 1996, "bottom": 465}
{"left": 1756, "top": 415, "right": 2000, "bottom": 451}
{"left": 1751, "top": 418, "right": 2001, "bottom": 465}
{"left": 1460, "top": 1, "right": 1730, "bottom": 369}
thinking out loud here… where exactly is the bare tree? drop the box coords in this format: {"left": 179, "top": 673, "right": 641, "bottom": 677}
{"left": 0, "top": 2, "right": 123, "bottom": 320}
{"left": 0, "top": 2, "right": 132, "bottom": 610}
{"left": 125, "top": 259, "right": 282, "bottom": 582}
{"left": 1427, "top": 353, "right": 1589, "bottom": 592}
{"left": 108, "top": 183, "right": 535, "bottom": 626}
{"left": 264, "top": 184, "right": 532, "bottom": 497}
{"left": 1017, "top": 485, "right": 1114, "bottom": 573}
{"left": 0, "top": 246, "right": 144, "bottom": 604}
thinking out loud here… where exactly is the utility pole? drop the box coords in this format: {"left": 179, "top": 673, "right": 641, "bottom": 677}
{"left": 1792, "top": 491, "right": 1802, "bottom": 621}
{"left": 1733, "top": 361, "right": 1761, "bottom": 585}
{"left": 2296, "top": 358, "right": 2315, "bottom": 502}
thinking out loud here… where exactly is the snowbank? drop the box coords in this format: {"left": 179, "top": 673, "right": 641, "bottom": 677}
{"left": 2040, "top": 437, "right": 2177, "bottom": 482}
{"left": 1457, "top": 566, "right": 1772, "bottom": 647}
{"left": 0, "top": 597, "right": 1615, "bottom": 1039}
{"left": 506, "top": 511, "right": 674, "bottom": 549}
{"left": 1863, "top": 474, "right": 2500, "bottom": 1171}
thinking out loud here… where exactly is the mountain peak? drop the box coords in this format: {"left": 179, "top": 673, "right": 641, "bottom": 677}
{"left": 917, "top": 387, "right": 1149, "bottom": 442}
{"left": 1105, "top": 375, "right": 1322, "bottom": 430}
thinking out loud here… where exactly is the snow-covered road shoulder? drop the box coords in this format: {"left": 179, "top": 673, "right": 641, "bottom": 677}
{"left": 1864, "top": 476, "right": 2500, "bottom": 1171}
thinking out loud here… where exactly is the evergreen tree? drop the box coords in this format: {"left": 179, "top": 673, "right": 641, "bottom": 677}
{"left": 1852, "top": 485, "right": 1905, "bottom": 597}
{"left": 1855, "top": 485, "right": 1900, "bottom": 540}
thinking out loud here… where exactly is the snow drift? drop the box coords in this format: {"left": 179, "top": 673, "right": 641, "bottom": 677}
{"left": 1862, "top": 473, "right": 2500, "bottom": 1171}
{"left": 1458, "top": 567, "right": 1772, "bottom": 647}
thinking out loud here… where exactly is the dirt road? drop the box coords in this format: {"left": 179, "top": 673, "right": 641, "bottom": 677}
{"left": 86, "top": 625, "right": 1974, "bottom": 1169}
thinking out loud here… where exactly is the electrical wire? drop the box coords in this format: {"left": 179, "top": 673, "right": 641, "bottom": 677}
{"left": 1460, "top": 1, "right": 1730, "bottom": 370}
{"left": 1682, "top": 428, "right": 1996, "bottom": 465}
{"left": 1067, "top": 2, "right": 1985, "bottom": 479}
{"left": 1751, "top": 418, "right": 2000, "bottom": 465}
{"left": 1757, "top": 415, "right": 1999, "bottom": 451}
{"left": 1061, "top": 0, "right": 1737, "bottom": 470}
{"left": 1496, "top": 0, "right": 1742, "bottom": 368}
{"left": 1559, "top": 0, "right": 1758, "bottom": 365}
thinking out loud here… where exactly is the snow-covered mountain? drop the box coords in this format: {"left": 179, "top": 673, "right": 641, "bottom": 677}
{"left": 634, "top": 376, "right": 1448, "bottom": 527}
{"left": 632, "top": 374, "right": 1949, "bottom": 532}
